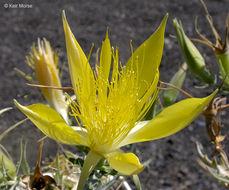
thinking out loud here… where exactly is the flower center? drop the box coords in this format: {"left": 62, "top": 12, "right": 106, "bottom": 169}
{"left": 68, "top": 49, "right": 157, "bottom": 154}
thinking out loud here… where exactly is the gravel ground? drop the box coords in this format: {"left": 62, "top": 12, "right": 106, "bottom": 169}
{"left": 0, "top": 0, "right": 229, "bottom": 189}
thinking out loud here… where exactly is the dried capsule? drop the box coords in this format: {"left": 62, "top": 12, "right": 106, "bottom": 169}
{"left": 192, "top": 1, "right": 229, "bottom": 86}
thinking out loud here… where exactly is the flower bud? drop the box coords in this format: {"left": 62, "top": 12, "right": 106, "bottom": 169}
{"left": 163, "top": 63, "right": 187, "bottom": 106}
{"left": 173, "top": 19, "right": 214, "bottom": 84}
{"left": 26, "top": 38, "right": 68, "bottom": 122}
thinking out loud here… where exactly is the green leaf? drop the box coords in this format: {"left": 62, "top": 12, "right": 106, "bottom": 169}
{"left": 54, "top": 153, "right": 63, "bottom": 187}
{"left": 95, "top": 176, "right": 118, "bottom": 190}
{"left": 21, "top": 141, "right": 30, "bottom": 175}
{"left": 0, "top": 150, "right": 16, "bottom": 178}
{"left": 216, "top": 53, "right": 229, "bottom": 86}
{"left": 132, "top": 175, "right": 142, "bottom": 190}
{"left": 0, "top": 108, "right": 12, "bottom": 115}
{"left": 0, "top": 118, "right": 28, "bottom": 142}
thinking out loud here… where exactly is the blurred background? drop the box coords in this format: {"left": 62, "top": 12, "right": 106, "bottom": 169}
{"left": 0, "top": 0, "right": 229, "bottom": 189}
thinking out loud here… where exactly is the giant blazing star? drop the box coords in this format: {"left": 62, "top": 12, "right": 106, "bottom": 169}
{"left": 15, "top": 12, "right": 216, "bottom": 190}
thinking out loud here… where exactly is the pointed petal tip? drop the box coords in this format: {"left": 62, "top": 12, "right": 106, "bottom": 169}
{"left": 14, "top": 99, "right": 20, "bottom": 107}
{"left": 14, "top": 99, "right": 26, "bottom": 112}
{"left": 62, "top": 10, "right": 66, "bottom": 20}
{"left": 207, "top": 89, "right": 218, "bottom": 101}
{"left": 106, "top": 27, "right": 109, "bottom": 39}
{"left": 161, "top": 13, "right": 168, "bottom": 28}
{"left": 62, "top": 10, "right": 69, "bottom": 30}
{"left": 214, "top": 88, "right": 219, "bottom": 94}
{"left": 155, "top": 13, "right": 168, "bottom": 35}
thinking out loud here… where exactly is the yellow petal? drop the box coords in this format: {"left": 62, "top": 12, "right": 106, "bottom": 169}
{"left": 100, "top": 30, "right": 112, "bottom": 81}
{"left": 97, "top": 31, "right": 112, "bottom": 103}
{"left": 119, "top": 90, "right": 217, "bottom": 147}
{"left": 106, "top": 151, "right": 144, "bottom": 175}
{"left": 14, "top": 100, "right": 87, "bottom": 146}
{"left": 62, "top": 11, "right": 95, "bottom": 98}
{"left": 125, "top": 14, "right": 168, "bottom": 98}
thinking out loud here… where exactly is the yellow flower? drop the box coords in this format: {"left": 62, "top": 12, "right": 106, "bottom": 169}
{"left": 14, "top": 12, "right": 217, "bottom": 190}
{"left": 26, "top": 39, "right": 68, "bottom": 122}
